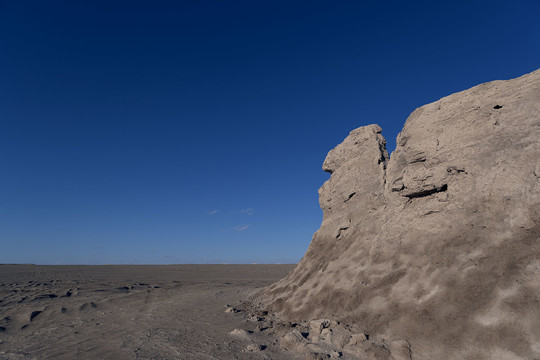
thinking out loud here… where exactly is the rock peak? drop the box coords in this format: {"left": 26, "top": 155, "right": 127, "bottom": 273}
{"left": 322, "top": 124, "right": 387, "bottom": 175}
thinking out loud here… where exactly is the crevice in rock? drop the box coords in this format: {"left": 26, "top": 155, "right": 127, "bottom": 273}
{"left": 30, "top": 310, "right": 42, "bottom": 322}
{"left": 405, "top": 340, "right": 413, "bottom": 360}
{"left": 377, "top": 134, "right": 389, "bottom": 187}
{"left": 405, "top": 184, "right": 447, "bottom": 199}
{"left": 447, "top": 166, "right": 467, "bottom": 174}
{"left": 378, "top": 150, "right": 387, "bottom": 165}
{"left": 336, "top": 226, "right": 349, "bottom": 239}
{"left": 409, "top": 156, "right": 426, "bottom": 164}
{"left": 344, "top": 192, "right": 356, "bottom": 202}
{"left": 391, "top": 178, "right": 404, "bottom": 192}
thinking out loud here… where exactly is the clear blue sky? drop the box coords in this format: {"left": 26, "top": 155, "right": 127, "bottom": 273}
{"left": 1, "top": 1, "right": 539, "bottom": 264}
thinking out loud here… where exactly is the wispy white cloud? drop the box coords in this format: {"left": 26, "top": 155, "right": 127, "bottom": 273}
{"left": 207, "top": 209, "right": 221, "bottom": 215}
{"left": 233, "top": 224, "right": 250, "bottom": 232}
{"left": 238, "top": 208, "right": 254, "bottom": 216}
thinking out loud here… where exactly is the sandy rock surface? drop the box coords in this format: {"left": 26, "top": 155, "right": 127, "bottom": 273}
{"left": 256, "top": 69, "right": 540, "bottom": 360}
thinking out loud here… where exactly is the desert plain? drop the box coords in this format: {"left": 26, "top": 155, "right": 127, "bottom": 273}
{"left": 0, "top": 264, "right": 297, "bottom": 360}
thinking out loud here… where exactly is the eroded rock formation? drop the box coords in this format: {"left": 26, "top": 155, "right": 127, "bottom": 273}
{"left": 257, "top": 69, "right": 540, "bottom": 359}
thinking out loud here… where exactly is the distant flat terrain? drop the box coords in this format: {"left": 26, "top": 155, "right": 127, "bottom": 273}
{"left": 0, "top": 264, "right": 296, "bottom": 360}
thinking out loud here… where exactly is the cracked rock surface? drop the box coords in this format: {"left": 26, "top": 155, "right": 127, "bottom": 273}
{"left": 255, "top": 69, "right": 540, "bottom": 360}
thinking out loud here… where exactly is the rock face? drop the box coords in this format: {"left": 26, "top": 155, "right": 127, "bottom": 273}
{"left": 258, "top": 69, "right": 540, "bottom": 359}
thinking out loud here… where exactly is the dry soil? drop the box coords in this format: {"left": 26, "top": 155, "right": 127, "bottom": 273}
{"left": 0, "top": 264, "right": 298, "bottom": 360}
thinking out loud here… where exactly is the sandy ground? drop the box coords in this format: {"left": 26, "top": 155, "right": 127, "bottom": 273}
{"left": 0, "top": 264, "right": 299, "bottom": 360}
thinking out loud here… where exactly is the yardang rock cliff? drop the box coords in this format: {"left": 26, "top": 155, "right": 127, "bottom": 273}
{"left": 258, "top": 69, "right": 540, "bottom": 360}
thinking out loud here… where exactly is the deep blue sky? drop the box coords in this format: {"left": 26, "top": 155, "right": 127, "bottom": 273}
{"left": 1, "top": 1, "right": 539, "bottom": 264}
